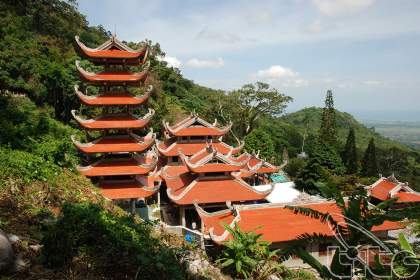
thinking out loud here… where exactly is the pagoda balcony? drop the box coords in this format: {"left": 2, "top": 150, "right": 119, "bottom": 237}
{"left": 99, "top": 174, "right": 160, "bottom": 200}
{"left": 74, "top": 85, "right": 152, "bottom": 106}
{"left": 76, "top": 61, "right": 149, "bottom": 85}
{"left": 75, "top": 36, "right": 148, "bottom": 65}
{"left": 77, "top": 152, "right": 158, "bottom": 177}
{"left": 71, "top": 109, "right": 154, "bottom": 130}
{"left": 71, "top": 131, "right": 155, "bottom": 154}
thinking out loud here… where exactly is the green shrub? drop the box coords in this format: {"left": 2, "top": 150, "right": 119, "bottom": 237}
{"left": 244, "top": 129, "right": 275, "bottom": 161}
{"left": 0, "top": 147, "right": 59, "bottom": 183}
{"left": 42, "top": 203, "right": 186, "bottom": 280}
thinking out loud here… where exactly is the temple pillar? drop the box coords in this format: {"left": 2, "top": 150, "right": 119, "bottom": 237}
{"left": 180, "top": 207, "right": 186, "bottom": 227}
{"left": 130, "top": 199, "right": 136, "bottom": 214}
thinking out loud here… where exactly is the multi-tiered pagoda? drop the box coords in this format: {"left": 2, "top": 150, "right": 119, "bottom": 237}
{"left": 71, "top": 35, "right": 159, "bottom": 205}
{"left": 157, "top": 114, "right": 279, "bottom": 227}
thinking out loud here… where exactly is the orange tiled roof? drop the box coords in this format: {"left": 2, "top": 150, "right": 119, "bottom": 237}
{"left": 180, "top": 145, "right": 250, "bottom": 173}
{"left": 368, "top": 177, "right": 420, "bottom": 203}
{"left": 71, "top": 110, "right": 154, "bottom": 130}
{"left": 394, "top": 192, "right": 420, "bottom": 203}
{"left": 156, "top": 140, "right": 243, "bottom": 157}
{"left": 163, "top": 114, "right": 232, "bottom": 137}
{"left": 76, "top": 61, "right": 148, "bottom": 85}
{"left": 75, "top": 85, "right": 151, "bottom": 106}
{"left": 162, "top": 166, "right": 271, "bottom": 205}
{"left": 71, "top": 132, "right": 155, "bottom": 154}
{"left": 370, "top": 179, "right": 398, "bottom": 201}
{"left": 99, "top": 177, "right": 159, "bottom": 200}
{"left": 196, "top": 202, "right": 403, "bottom": 244}
{"left": 78, "top": 154, "right": 157, "bottom": 177}
{"left": 75, "top": 35, "right": 148, "bottom": 64}
{"left": 247, "top": 155, "right": 280, "bottom": 174}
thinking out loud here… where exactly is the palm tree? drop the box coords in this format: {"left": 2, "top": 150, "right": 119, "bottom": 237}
{"left": 283, "top": 182, "right": 420, "bottom": 279}
{"left": 217, "top": 223, "right": 281, "bottom": 279}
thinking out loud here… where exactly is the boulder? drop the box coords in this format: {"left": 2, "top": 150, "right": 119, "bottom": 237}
{"left": 0, "top": 229, "right": 14, "bottom": 274}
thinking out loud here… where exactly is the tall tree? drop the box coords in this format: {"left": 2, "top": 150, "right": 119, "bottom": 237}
{"left": 244, "top": 129, "right": 275, "bottom": 161}
{"left": 319, "top": 90, "right": 337, "bottom": 145}
{"left": 218, "top": 82, "right": 292, "bottom": 137}
{"left": 361, "top": 138, "right": 378, "bottom": 177}
{"left": 342, "top": 127, "right": 358, "bottom": 174}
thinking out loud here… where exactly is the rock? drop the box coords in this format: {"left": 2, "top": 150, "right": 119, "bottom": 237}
{"left": 267, "top": 274, "right": 281, "bottom": 280}
{"left": 7, "top": 234, "right": 20, "bottom": 244}
{"left": 29, "top": 244, "right": 43, "bottom": 252}
{"left": 188, "top": 259, "right": 202, "bottom": 274}
{"left": 0, "top": 229, "right": 14, "bottom": 274}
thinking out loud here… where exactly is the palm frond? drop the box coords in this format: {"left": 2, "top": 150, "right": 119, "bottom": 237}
{"left": 376, "top": 197, "right": 398, "bottom": 210}
{"left": 285, "top": 205, "right": 345, "bottom": 234}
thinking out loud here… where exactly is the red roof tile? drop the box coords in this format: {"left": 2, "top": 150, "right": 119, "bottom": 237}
{"left": 370, "top": 179, "right": 398, "bottom": 201}
{"left": 247, "top": 156, "right": 279, "bottom": 174}
{"left": 394, "top": 192, "right": 420, "bottom": 203}
{"left": 180, "top": 146, "right": 249, "bottom": 173}
{"left": 197, "top": 202, "right": 403, "bottom": 244}
{"left": 78, "top": 155, "right": 157, "bottom": 177}
{"left": 99, "top": 178, "right": 159, "bottom": 200}
{"left": 72, "top": 133, "right": 155, "bottom": 154}
{"left": 163, "top": 114, "right": 232, "bottom": 137}
{"left": 76, "top": 61, "right": 148, "bottom": 85}
{"left": 71, "top": 111, "right": 154, "bottom": 130}
{"left": 156, "top": 140, "right": 241, "bottom": 157}
{"left": 75, "top": 85, "right": 151, "bottom": 106}
{"left": 75, "top": 35, "right": 148, "bottom": 64}
{"left": 163, "top": 171, "right": 270, "bottom": 205}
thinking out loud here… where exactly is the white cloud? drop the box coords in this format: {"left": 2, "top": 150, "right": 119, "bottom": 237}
{"left": 157, "top": 55, "right": 182, "bottom": 68}
{"left": 253, "top": 65, "right": 308, "bottom": 88}
{"left": 255, "top": 65, "right": 298, "bottom": 80}
{"left": 312, "top": 0, "right": 375, "bottom": 16}
{"left": 186, "top": 57, "right": 225, "bottom": 68}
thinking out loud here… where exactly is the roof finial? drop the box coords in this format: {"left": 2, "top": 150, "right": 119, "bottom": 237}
{"left": 113, "top": 24, "right": 117, "bottom": 39}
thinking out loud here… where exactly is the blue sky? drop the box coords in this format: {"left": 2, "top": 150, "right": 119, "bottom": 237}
{"left": 78, "top": 0, "right": 420, "bottom": 121}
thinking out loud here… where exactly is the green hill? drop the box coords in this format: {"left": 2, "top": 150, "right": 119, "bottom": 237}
{"left": 282, "top": 106, "right": 416, "bottom": 152}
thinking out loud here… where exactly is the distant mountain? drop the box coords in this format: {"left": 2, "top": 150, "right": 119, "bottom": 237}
{"left": 281, "top": 107, "right": 416, "bottom": 152}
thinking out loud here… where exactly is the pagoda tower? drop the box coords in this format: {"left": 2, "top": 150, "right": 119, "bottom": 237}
{"left": 71, "top": 35, "right": 159, "bottom": 205}
{"left": 156, "top": 112, "right": 244, "bottom": 164}
{"left": 158, "top": 114, "right": 279, "bottom": 228}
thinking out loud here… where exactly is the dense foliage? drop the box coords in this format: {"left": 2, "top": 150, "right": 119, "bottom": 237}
{"left": 342, "top": 128, "right": 359, "bottom": 174}
{"left": 43, "top": 203, "right": 187, "bottom": 280}
{"left": 319, "top": 90, "right": 337, "bottom": 145}
{"left": 361, "top": 138, "right": 379, "bottom": 177}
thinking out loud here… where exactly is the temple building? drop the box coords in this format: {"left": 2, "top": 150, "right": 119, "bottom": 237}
{"left": 157, "top": 114, "right": 280, "bottom": 229}
{"left": 195, "top": 201, "right": 403, "bottom": 267}
{"left": 366, "top": 175, "right": 420, "bottom": 206}
{"left": 71, "top": 35, "right": 160, "bottom": 211}
{"left": 69, "top": 35, "right": 412, "bottom": 269}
